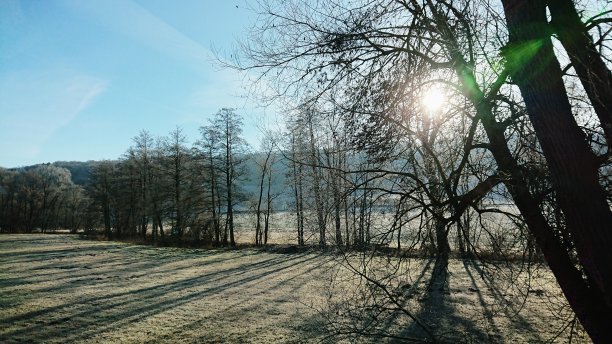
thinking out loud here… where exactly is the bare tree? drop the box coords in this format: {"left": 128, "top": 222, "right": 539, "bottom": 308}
{"left": 163, "top": 127, "right": 190, "bottom": 238}
{"left": 91, "top": 160, "right": 116, "bottom": 239}
{"left": 238, "top": 0, "right": 612, "bottom": 340}
{"left": 197, "top": 125, "right": 223, "bottom": 245}
{"left": 132, "top": 130, "right": 154, "bottom": 240}
{"left": 212, "top": 108, "right": 249, "bottom": 247}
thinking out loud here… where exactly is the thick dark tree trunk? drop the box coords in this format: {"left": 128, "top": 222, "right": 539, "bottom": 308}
{"left": 501, "top": 3, "right": 612, "bottom": 341}
{"left": 453, "top": 0, "right": 612, "bottom": 342}
{"left": 440, "top": 3, "right": 612, "bottom": 337}
{"left": 548, "top": 0, "right": 612, "bottom": 144}
{"left": 434, "top": 217, "right": 450, "bottom": 259}
{"left": 477, "top": 93, "right": 612, "bottom": 342}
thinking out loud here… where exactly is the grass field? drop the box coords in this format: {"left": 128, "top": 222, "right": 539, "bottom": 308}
{"left": 0, "top": 234, "right": 589, "bottom": 343}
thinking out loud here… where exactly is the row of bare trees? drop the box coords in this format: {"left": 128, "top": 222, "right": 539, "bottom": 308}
{"left": 87, "top": 108, "right": 249, "bottom": 246}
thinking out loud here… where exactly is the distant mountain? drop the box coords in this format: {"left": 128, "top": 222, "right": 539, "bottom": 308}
{"left": 7, "top": 161, "right": 99, "bottom": 187}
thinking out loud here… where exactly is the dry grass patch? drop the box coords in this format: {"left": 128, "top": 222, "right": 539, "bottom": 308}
{"left": 0, "top": 234, "right": 589, "bottom": 343}
{"left": 0, "top": 234, "right": 332, "bottom": 343}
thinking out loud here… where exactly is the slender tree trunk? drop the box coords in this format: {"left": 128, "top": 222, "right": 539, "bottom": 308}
{"left": 298, "top": 167, "right": 305, "bottom": 246}
{"left": 290, "top": 135, "right": 304, "bottom": 246}
{"left": 175, "top": 167, "right": 182, "bottom": 238}
{"left": 308, "top": 120, "right": 326, "bottom": 248}
{"left": 158, "top": 215, "right": 164, "bottom": 239}
{"left": 226, "top": 127, "right": 235, "bottom": 247}
{"left": 332, "top": 162, "right": 343, "bottom": 247}
{"left": 344, "top": 197, "right": 350, "bottom": 248}
{"left": 366, "top": 190, "right": 373, "bottom": 245}
{"left": 265, "top": 157, "right": 275, "bottom": 245}
{"left": 208, "top": 153, "right": 220, "bottom": 246}
{"left": 264, "top": 167, "right": 272, "bottom": 245}
{"left": 256, "top": 153, "right": 270, "bottom": 245}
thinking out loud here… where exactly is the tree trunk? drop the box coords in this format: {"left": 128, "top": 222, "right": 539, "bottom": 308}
{"left": 209, "top": 154, "right": 220, "bottom": 246}
{"left": 332, "top": 168, "right": 343, "bottom": 247}
{"left": 548, "top": 0, "right": 612, "bottom": 144}
{"left": 502, "top": 2, "right": 612, "bottom": 341}
{"left": 264, "top": 161, "right": 273, "bottom": 245}
{"left": 255, "top": 153, "right": 270, "bottom": 245}
{"left": 158, "top": 215, "right": 164, "bottom": 240}
{"left": 226, "top": 129, "right": 235, "bottom": 247}
{"left": 308, "top": 119, "right": 326, "bottom": 248}
{"left": 434, "top": 217, "right": 450, "bottom": 259}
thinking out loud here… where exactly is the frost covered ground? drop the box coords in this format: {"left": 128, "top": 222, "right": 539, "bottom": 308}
{"left": 0, "top": 234, "right": 589, "bottom": 343}
{"left": 0, "top": 234, "right": 333, "bottom": 343}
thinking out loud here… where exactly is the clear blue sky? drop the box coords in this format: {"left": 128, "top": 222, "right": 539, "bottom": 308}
{"left": 0, "top": 0, "right": 272, "bottom": 168}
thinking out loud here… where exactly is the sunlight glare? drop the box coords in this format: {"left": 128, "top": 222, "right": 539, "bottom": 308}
{"left": 421, "top": 87, "right": 446, "bottom": 114}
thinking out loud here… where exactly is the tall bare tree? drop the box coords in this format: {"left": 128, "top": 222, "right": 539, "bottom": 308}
{"left": 212, "top": 108, "right": 248, "bottom": 247}
{"left": 239, "top": 0, "right": 612, "bottom": 340}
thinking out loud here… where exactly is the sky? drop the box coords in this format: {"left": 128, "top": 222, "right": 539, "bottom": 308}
{"left": 0, "top": 0, "right": 275, "bottom": 168}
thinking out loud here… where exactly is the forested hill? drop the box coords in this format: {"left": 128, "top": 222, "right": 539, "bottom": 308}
{"left": 52, "top": 161, "right": 97, "bottom": 186}
{"left": 9, "top": 154, "right": 291, "bottom": 207}
{"left": 8, "top": 161, "right": 101, "bottom": 187}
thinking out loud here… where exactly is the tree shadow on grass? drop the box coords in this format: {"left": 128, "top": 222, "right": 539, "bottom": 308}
{"left": 462, "top": 259, "right": 544, "bottom": 342}
{"left": 394, "top": 255, "right": 488, "bottom": 343}
{"left": 394, "top": 257, "right": 547, "bottom": 343}
{"left": 0, "top": 236, "right": 334, "bottom": 343}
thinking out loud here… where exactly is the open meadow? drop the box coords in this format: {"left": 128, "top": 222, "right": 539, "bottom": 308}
{"left": 0, "top": 234, "right": 589, "bottom": 343}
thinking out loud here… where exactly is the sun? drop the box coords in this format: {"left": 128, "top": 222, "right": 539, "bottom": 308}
{"left": 421, "top": 87, "right": 446, "bottom": 114}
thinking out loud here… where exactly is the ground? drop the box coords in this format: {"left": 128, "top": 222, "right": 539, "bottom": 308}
{"left": 0, "top": 234, "right": 591, "bottom": 343}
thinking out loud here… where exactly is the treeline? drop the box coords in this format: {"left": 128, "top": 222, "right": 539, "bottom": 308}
{"left": 0, "top": 164, "right": 92, "bottom": 233}
{"left": 3, "top": 102, "right": 475, "bottom": 252}
{"left": 0, "top": 109, "right": 247, "bottom": 244}
{"left": 0, "top": 103, "right": 531, "bottom": 256}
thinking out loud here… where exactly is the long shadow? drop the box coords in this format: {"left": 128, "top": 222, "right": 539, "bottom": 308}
{"left": 28, "top": 250, "right": 256, "bottom": 294}
{"left": 460, "top": 259, "right": 502, "bottom": 340}
{"left": 0, "top": 245, "right": 118, "bottom": 262}
{"left": 463, "top": 259, "right": 544, "bottom": 342}
{"left": 148, "top": 255, "right": 337, "bottom": 342}
{"left": 1, "top": 253, "right": 301, "bottom": 324}
{"left": 378, "top": 258, "right": 435, "bottom": 331}
{"left": 58, "top": 254, "right": 323, "bottom": 342}
{"left": 81, "top": 254, "right": 321, "bottom": 341}
{"left": 398, "top": 255, "right": 489, "bottom": 343}
{"left": 1, "top": 241, "right": 257, "bottom": 289}
{"left": 1, "top": 249, "right": 324, "bottom": 342}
